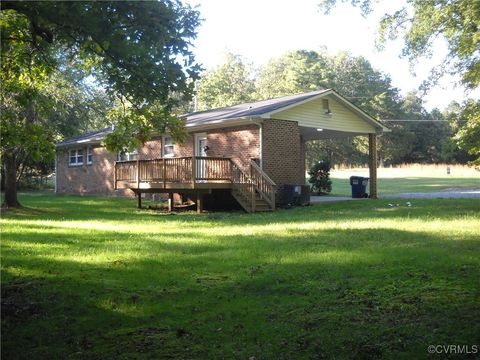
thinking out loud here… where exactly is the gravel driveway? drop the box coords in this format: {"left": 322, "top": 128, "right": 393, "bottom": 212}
{"left": 385, "top": 188, "right": 480, "bottom": 199}
{"left": 310, "top": 188, "right": 480, "bottom": 203}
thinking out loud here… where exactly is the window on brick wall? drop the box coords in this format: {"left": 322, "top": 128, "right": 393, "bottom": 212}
{"left": 117, "top": 149, "right": 138, "bottom": 161}
{"left": 69, "top": 148, "right": 84, "bottom": 166}
{"left": 87, "top": 147, "right": 93, "bottom": 165}
{"left": 162, "top": 136, "right": 174, "bottom": 158}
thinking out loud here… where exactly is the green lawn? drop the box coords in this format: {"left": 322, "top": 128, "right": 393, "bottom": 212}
{"left": 2, "top": 193, "right": 480, "bottom": 359}
{"left": 330, "top": 176, "right": 479, "bottom": 196}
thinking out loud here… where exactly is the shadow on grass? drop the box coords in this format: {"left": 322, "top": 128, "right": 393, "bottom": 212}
{"left": 2, "top": 219, "right": 480, "bottom": 359}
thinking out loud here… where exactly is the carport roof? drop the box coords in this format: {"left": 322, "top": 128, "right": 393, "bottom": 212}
{"left": 183, "top": 89, "right": 330, "bottom": 127}
{"left": 57, "top": 89, "right": 389, "bottom": 148}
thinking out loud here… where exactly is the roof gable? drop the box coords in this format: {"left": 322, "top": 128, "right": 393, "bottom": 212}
{"left": 184, "top": 90, "right": 329, "bottom": 128}
{"left": 184, "top": 89, "right": 389, "bottom": 133}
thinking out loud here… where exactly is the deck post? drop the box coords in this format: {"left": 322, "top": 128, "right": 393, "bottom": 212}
{"left": 192, "top": 156, "right": 196, "bottom": 188}
{"left": 136, "top": 159, "right": 140, "bottom": 190}
{"left": 168, "top": 192, "right": 174, "bottom": 212}
{"left": 368, "top": 133, "right": 378, "bottom": 199}
{"left": 196, "top": 192, "right": 203, "bottom": 213}
{"left": 163, "top": 158, "right": 166, "bottom": 189}
{"left": 251, "top": 184, "right": 255, "bottom": 213}
{"left": 113, "top": 161, "right": 117, "bottom": 190}
{"left": 272, "top": 189, "right": 276, "bottom": 211}
{"left": 137, "top": 192, "right": 142, "bottom": 208}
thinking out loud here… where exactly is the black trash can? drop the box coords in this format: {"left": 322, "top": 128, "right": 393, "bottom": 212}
{"left": 350, "top": 176, "right": 369, "bottom": 198}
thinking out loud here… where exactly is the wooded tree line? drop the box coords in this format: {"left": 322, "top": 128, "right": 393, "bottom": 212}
{"left": 195, "top": 50, "right": 477, "bottom": 169}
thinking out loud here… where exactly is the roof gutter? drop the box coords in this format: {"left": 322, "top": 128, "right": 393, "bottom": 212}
{"left": 184, "top": 116, "right": 263, "bottom": 132}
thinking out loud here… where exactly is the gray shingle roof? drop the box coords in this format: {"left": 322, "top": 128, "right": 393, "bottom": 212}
{"left": 56, "top": 127, "right": 113, "bottom": 147}
{"left": 58, "top": 89, "right": 389, "bottom": 147}
{"left": 183, "top": 89, "right": 329, "bottom": 127}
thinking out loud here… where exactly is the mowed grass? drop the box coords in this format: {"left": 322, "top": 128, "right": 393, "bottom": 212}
{"left": 330, "top": 165, "right": 479, "bottom": 196}
{"left": 1, "top": 193, "right": 480, "bottom": 359}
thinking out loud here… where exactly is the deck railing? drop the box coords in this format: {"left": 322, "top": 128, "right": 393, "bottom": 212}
{"left": 231, "top": 160, "right": 256, "bottom": 212}
{"left": 115, "top": 156, "right": 234, "bottom": 186}
{"left": 114, "top": 156, "right": 276, "bottom": 212}
{"left": 250, "top": 160, "right": 276, "bottom": 209}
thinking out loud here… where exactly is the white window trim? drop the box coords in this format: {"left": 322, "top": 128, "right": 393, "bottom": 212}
{"left": 86, "top": 146, "right": 93, "bottom": 165}
{"left": 69, "top": 148, "right": 84, "bottom": 166}
{"left": 162, "top": 135, "right": 174, "bottom": 158}
{"left": 194, "top": 133, "right": 208, "bottom": 157}
{"left": 117, "top": 149, "right": 138, "bottom": 161}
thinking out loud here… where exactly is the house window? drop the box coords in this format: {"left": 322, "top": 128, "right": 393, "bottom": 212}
{"left": 69, "top": 149, "right": 83, "bottom": 166}
{"left": 162, "top": 136, "right": 174, "bottom": 158}
{"left": 117, "top": 149, "right": 138, "bottom": 161}
{"left": 87, "top": 147, "right": 93, "bottom": 165}
{"left": 322, "top": 99, "right": 331, "bottom": 115}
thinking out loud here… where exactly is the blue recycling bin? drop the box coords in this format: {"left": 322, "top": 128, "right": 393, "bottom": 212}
{"left": 350, "top": 176, "right": 369, "bottom": 198}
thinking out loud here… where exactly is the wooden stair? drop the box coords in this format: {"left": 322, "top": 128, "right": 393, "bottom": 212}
{"left": 230, "top": 160, "right": 276, "bottom": 213}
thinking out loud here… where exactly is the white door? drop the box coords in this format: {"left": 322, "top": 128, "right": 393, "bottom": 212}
{"left": 195, "top": 133, "right": 207, "bottom": 179}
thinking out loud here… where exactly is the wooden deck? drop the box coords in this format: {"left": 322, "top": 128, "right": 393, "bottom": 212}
{"left": 114, "top": 157, "right": 276, "bottom": 213}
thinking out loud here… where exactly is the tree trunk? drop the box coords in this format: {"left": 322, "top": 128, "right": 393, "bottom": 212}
{"left": 2, "top": 152, "right": 20, "bottom": 208}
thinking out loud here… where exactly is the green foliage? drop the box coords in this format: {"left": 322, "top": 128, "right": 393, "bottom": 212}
{"left": 308, "top": 159, "right": 333, "bottom": 194}
{"left": 196, "top": 53, "right": 255, "bottom": 111}
{"left": 320, "top": 0, "right": 480, "bottom": 90}
{"left": 2, "top": 194, "right": 479, "bottom": 358}
{"left": 196, "top": 49, "right": 471, "bottom": 167}
{"left": 1, "top": 1, "right": 201, "bottom": 206}
{"left": 453, "top": 100, "right": 480, "bottom": 166}
{"left": 256, "top": 50, "right": 329, "bottom": 99}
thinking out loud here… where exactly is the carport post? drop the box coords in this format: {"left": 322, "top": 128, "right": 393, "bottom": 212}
{"left": 368, "top": 133, "right": 378, "bottom": 199}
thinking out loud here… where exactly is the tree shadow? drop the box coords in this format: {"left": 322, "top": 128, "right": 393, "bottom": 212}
{"left": 2, "top": 221, "right": 479, "bottom": 359}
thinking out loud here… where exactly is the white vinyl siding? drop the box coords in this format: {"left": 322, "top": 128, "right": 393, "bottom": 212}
{"left": 274, "top": 95, "right": 376, "bottom": 133}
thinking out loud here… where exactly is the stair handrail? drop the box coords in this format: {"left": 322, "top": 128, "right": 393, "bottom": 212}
{"left": 250, "top": 160, "right": 276, "bottom": 209}
{"left": 230, "top": 159, "right": 255, "bottom": 212}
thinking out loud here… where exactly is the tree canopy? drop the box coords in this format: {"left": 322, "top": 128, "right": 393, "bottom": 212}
{"left": 195, "top": 49, "right": 472, "bottom": 167}
{"left": 320, "top": 0, "right": 480, "bottom": 89}
{"left": 1, "top": 1, "right": 201, "bottom": 207}
{"left": 195, "top": 53, "right": 255, "bottom": 111}
{"left": 319, "top": 0, "right": 480, "bottom": 166}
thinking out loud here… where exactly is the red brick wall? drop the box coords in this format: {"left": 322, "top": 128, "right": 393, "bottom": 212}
{"left": 56, "top": 122, "right": 305, "bottom": 200}
{"left": 138, "top": 137, "right": 163, "bottom": 159}
{"left": 174, "top": 135, "right": 194, "bottom": 157}
{"left": 55, "top": 125, "right": 261, "bottom": 196}
{"left": 262, "top": 119, "right": 305, "bottom": 202}
{"left": 56, "top": 146, "right": 129, "bottom": 196}
{"left": 204, "top": 125, "right": 260, "bottom": 172}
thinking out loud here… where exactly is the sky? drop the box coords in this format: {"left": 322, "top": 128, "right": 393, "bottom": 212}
{"left": 184, "top": 0, "right": 479, "bottom": 111}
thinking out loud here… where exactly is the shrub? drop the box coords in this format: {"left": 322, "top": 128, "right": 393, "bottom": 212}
{"left": 308, "top": 159, "right": 332, "bottom": 194}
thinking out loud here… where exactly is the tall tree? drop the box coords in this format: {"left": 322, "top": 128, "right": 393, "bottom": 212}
{"left": 196, "top": 53, "right": 255, "bottom": 111}
{"left": 256, "top": 50, "right": 329, "bottom": 99}
{"left": 320, "top": 0, "right": 480, "bottom": 89}
{"left": 319, "top": 0, "right": 480, "bottom": 165}
{"left": 1, "top": 1, "right": 201, "bottom": 207}
{"left": 452, "top": 100, "right": 480, "bottom": 166}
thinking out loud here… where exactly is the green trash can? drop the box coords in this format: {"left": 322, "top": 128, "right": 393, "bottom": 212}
{"left": 350, "top": 176, "right": 369, "bottom": 198}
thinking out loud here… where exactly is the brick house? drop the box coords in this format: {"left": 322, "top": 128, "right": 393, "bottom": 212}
{"left": 56, "top": 89, "right": 389, "bottom": 212}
